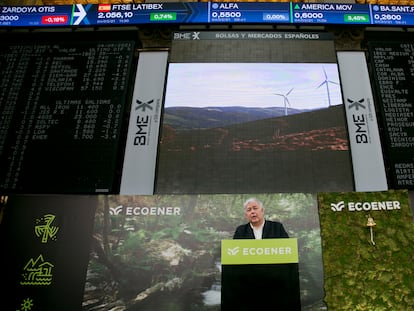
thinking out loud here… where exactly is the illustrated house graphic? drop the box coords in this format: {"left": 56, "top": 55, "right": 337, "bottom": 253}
{"left": 21, "top": 254, "right": 54, "bottom": 285}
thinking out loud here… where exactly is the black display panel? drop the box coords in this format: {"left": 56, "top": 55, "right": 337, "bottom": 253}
{"left": 367, "top": 36, "right": 414, "bottom": 189}
{"left": 0, "top": 32, "right": 136, "bottom": 193}
{"left": 0, "top": 195, "right": 97, "bottom": 311}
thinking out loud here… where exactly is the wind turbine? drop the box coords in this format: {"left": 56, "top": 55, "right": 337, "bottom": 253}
{"left": 317, "top": 67, "right": 339, "bottom": 107}
{"left": 274, "top": 88, "right": 293, "bottom": 116}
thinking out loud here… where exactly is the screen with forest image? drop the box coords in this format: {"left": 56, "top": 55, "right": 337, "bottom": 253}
{"left": 82, "top": 193, "right": 325, "bottom": 310}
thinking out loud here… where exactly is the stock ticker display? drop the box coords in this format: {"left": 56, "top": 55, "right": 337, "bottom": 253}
{"left": 1, "top": 2, "right": 414, "bottom": 27}
{"left": 0, "top": 32, "right": 136, "bottom": 193}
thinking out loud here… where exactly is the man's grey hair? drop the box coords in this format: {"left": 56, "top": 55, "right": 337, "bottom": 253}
{"left": 243, "top": 197, "right": 264, "bottom": 210}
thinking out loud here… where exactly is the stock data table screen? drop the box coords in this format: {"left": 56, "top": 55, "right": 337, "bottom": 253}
{"left": 368, "top": 38, "right": 414, "bottom": 189}
{"left": 0, "top": 32, "right": 136, "bottom": 193}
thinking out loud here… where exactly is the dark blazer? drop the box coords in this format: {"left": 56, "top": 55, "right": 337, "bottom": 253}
{"left": 233, "top": 220, "right": 289, "bottom": 239}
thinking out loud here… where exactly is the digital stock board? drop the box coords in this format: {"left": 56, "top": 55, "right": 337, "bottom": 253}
{"left": 2, "top": 2, "right": 414, "bottom": 28}
{"left": 0, "top": 31, "right": 137, "bottom": 193}
{"left": 367, "top": 37, "right": 414, "bottom": 189}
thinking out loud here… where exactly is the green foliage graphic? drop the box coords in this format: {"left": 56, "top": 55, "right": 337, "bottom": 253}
{"left": 318, "top": 190, "right": 414, "bottom": 310}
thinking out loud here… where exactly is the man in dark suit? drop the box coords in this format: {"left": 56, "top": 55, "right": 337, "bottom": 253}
{"left": 222, "top": 197, "right": 301, "bottom": 310}
{"left": 233, "top": 197, "right": 289, "bottom": 239}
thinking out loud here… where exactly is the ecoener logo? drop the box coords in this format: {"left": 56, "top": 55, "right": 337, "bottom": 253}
{"left": 221, "top": 239, "right": 298, "bottom": 264}
{"left": 226, "top": 246, "right": 292, "bottom": 256}
{"left": 330, "top": 200, "right": 401, "bottom": 212}
{"left": 110, "top": 205, "right": 181, "bottom": 216}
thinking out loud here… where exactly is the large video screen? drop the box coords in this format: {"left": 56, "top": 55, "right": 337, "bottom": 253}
{"left": 165, "top": 63, "right": 342, "bottom": 114}
{"left": 155, "top": 31, "right": 354, "bottom": 194}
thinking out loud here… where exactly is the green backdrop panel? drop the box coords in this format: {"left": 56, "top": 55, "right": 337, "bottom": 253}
{"left": 318, "top": 190, "right": 414, "bottom": 310}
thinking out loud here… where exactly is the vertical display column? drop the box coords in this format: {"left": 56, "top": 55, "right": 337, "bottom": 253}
{"left": 120, "top": 51, "right": 168, "bottom": 195}
{"left": 337, "top": 51, "right": 387, "bottom": 191}
{"left": 368, "top": 41, "right": 414, "bottom": 189}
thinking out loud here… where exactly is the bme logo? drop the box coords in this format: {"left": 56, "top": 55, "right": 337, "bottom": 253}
{"left": 135, "top": 99, "right": 154, "bottom": 112}
{"left": 347, "top": 97, "right": 366, "bottom": 111}
{"left": 133, "top": 98, "right": 154, "bottom": 146}
{"left": 347, "top": 97, "right": 369, "bottom": 144}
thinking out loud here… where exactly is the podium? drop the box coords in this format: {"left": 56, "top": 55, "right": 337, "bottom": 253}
{"left": 221, "top": 239, "right": 301, "bottom": 310}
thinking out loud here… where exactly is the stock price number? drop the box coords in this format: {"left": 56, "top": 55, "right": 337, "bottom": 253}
{"left": 98, "top": 11, "right": 134, "bottom": 19}
{"left": 373, "top": 13, "right": 402, "bottom": 22}
{"left": 0, "top": 14, "right": 18, "bottom": 25}
{"left": 294, "top": 12, "right": 324, "bottom": 20}
{"left": 0, "top": 15, "right": 19, "bottom": 22}
{"left": 211, "top": 11, "right": 242, "bottom": 19}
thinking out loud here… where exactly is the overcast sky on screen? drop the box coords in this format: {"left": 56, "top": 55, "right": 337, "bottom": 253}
{"left": 164, "top": 63, "right": 343, "bottom": 110}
